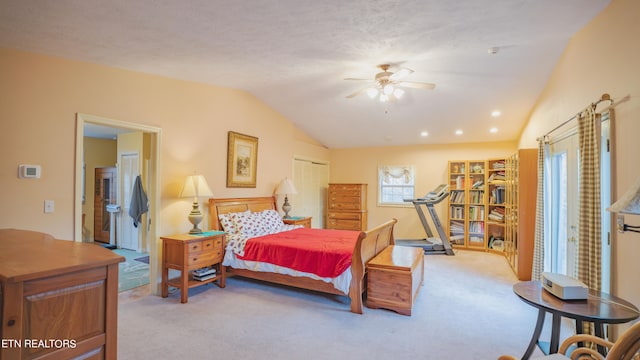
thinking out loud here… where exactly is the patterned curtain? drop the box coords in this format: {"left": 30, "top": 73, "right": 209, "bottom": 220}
{"left": 531, "top": 138, "right": 546, "bottom": 281}
{"left": 574, "top": 104, "right": 602, "bottom": 339}
{"left": 576, "top": 106, "right": 601, "bottom": 291}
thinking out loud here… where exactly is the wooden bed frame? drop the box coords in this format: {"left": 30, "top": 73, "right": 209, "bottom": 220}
{"left": 208, "top": 196, "right": 396, "bottom": 314}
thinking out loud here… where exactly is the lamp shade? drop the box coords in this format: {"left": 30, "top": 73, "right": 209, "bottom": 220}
{"left": 607, "top": 176, "right": 640, "bottom": 215}
{"left": 180, "top": 175, "right": 214, "bottom": 198}
{"left": 275, "top": 178, "right": 297, "bottom": 195}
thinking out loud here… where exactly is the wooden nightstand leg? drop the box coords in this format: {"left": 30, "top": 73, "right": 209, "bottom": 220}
{"left": 181, "top": 270, "right": 188, "bottom": 303}
{"left": 219, "top": 264, "right": 226, "bottom": 288}
{"left": 161, "top": 265, "right": 168, "bottom": 298}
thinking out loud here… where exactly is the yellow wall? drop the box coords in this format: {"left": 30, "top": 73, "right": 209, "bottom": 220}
{"left": 329, "top": 141, "right": 517, "bottom": 239}
{"left": 0, "top": 48, "right": 329, "bottom": 240}
{"left": 518, "top": 0, "right": 640, "bottom": 319}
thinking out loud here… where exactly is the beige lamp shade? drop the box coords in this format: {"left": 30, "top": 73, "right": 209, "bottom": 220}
{"left": 180, "top": 175, "right": 214, "bottom": 199}
{"left": 275, "top": 177, "right": 298, "bottom": 195}
{"left": 607, "top": 176, "right": 640, "bottom": 215}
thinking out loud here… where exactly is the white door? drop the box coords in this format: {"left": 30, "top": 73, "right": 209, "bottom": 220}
{"left": 120, "top": 153, "right": 141, "bottom": 251}
{"left": 548, "top": 135, "right": 579, "bottom": 276}
{"left": 293, "top": 158, "right": 329, "bottom": 228}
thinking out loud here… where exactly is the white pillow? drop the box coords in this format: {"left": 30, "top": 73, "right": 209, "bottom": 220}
{"left": 235, "top": 211, "right": 270, "bottom": 237}
{"left": 219, "top": 210, "right": 250, "bottom": 234}
{"left": 257, "top": 209, "right": 286, "bottom": 232}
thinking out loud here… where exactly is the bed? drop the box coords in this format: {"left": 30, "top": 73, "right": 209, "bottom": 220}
{"left": 208, "top": 196, "right": 396, "bottom": 314}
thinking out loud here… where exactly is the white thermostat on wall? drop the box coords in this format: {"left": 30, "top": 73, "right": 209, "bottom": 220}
{"left": 19, "top": 164, "right": 41, "bottom": 179}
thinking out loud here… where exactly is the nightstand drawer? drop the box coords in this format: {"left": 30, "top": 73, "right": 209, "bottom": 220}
{"left": 187, "top": 241, "right": 203, "bottom": 252}
{"left": 188, "top": 250, "right": 222, "bottom": 266}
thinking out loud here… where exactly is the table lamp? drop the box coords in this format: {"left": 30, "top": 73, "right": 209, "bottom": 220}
{"left": 275, "top": 177, "right": 297, "bottom": 219}
{"left": 180, "top": 174, "right": 214, "bottom": 234}
{"left": 607, "top": 176, "right": 640, "bottom": 233}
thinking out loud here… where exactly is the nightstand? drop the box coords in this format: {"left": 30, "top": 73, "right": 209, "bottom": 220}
{"left": 161, "top": 231, "right": 226, "bottom": 303}
{"left": 283, "top": 216, "right": 312, "bottom": 228}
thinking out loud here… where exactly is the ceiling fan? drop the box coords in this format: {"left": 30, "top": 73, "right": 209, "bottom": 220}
{"left": 345, "top": 64, "right": 436, "bottom": 102}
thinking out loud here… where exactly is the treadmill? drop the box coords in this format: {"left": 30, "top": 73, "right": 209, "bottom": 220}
{"left": 396, "top": 184, "right": 455, "bottom": 255}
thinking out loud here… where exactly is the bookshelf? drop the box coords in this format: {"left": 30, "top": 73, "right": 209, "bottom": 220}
{"left": 447, "top": 160, "right": 487, "bottom": 249}
{"left": 487, "top": 158, "right": 506, "bottom": 253}
{"left": 504, "top": 149, "right": 538, "bottom": 280}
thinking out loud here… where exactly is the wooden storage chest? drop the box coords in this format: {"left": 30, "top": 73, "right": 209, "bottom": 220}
{"left": 366, "top": 245, "right": 424, "bottom": 316}
{"left": 327, "top": 183, "right": 368, "bottom": 231}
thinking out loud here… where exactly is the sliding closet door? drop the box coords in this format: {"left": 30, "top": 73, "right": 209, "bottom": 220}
{"left": 293, "top": 158, "right": 329, "bottom": 228}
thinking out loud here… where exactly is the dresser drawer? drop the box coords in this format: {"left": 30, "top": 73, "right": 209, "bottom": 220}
{"left": 327, "top": 219, "right": 362, "bottom": 231}
{"left": 329, "top": 201, "right": 362, "bottom": 210}
{"left": 330, "top": 184, "right": 364, "bottom": 191}
{"left": 328, "top": 212, "right": 362, "bottom": 220}
{"left": 329, "top": 189, "right": 363, "bottom": 197}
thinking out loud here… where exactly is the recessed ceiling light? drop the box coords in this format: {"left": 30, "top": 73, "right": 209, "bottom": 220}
{"left": 455, "top": 129, "right": 463, "bottom": 135}
{"left": 420, "top": 131, "right": 428, "bottom": 137}
{"left": 490, "top": 127, "right": 498, "bottom": 133}
{"left": 491, "top": 110, "right": 501, "bottom": 117}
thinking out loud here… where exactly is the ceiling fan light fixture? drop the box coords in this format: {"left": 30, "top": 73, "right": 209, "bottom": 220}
{"left": 393, "top": 88, "right": 405, "bottom": 99}
{"left": 383, "top": 84, "right": 395, "bottom": 95}
{"left": 379, "top": 94, "right": 389, "bottom": 103}
{"left": 367, "top": 88, "right": 379, "bottom": 98}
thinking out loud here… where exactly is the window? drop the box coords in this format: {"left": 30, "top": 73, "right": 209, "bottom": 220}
{"left": 378, "top": 165, "right": 415, "bottom": 206}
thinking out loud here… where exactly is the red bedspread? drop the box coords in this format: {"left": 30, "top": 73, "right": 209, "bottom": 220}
{"left": 237, "top": 228, "right": 361, "bottom": 278}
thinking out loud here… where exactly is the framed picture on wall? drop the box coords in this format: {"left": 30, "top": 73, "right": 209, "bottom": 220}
{"left": 227, "top": 131, "right": 258, "bottom": 188}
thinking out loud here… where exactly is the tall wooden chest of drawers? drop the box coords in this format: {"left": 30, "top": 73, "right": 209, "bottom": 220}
{"left": 327, "top": 183, "right": 368, "bottom": 231}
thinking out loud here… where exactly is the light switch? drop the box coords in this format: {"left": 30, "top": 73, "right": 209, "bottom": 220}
{"left": 44, "top": 200, "right": 55, "bottom": 213}
{"left": 617, "top": 214, "right": 625, "bottom": 233}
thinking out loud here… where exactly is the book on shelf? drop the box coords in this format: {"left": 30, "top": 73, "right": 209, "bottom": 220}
{"left": 193, "top": 266, "right": 217, "bottom": 280}
{"left": 488, "top": 207, "right": 505, "bottom": 222}
{"left": 469, "top": 236, "right": 484, "bottom": 244}
{"left": 487, "top": 172, "right": 506, "bottom": 183}
{"left": 449, "top": 234, "right": 465, "bottom": 245}
{"left": 193, "top": 272, "right": 218, "bottom": 281}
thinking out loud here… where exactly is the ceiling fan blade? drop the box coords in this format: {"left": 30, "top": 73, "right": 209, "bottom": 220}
{"left": 397, "top": 81, "right": 436, "bottom": 90}
{"left": 345, "top": 87, "right": 368, "bottom": 98}
{"left": 389, "top": 68, "right": 414, "bottom": 81}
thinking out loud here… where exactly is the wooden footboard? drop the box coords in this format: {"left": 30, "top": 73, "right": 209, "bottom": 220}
{"left": 348, "top": 218, "right": 397, "bottom": 314}
{"left": 208, "top": 197, "right": 397, "bottom": 314}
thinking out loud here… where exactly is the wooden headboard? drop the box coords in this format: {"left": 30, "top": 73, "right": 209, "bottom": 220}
{"left": 208, "top": 197, "right": 278, "bottom": 231}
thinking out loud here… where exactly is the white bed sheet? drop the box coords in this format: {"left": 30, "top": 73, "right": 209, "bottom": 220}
{"left": 222, "top": 249, "right": 352, "bottom": 294}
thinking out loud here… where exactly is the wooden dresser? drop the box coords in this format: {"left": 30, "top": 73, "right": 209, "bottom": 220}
{"left": 0, "top": 229, "right": 124, "bottom": 360}
{"left": 327, "top": 183, "right": 368, "bottom": 231}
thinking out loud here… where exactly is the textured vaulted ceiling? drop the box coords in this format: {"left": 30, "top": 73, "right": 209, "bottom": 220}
{"left": 0, "top": 0, "right": 609, "bottom": 148}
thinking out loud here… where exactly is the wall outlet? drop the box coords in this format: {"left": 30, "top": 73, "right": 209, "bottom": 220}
{"left": 44, "top": 200, "right": 55, "bottom": 213}
{"left": 617, "top": 214, "right": 625, "bottom": 233}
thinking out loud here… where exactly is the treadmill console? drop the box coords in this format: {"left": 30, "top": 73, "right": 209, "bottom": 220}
{"left": 423, "top": 184, "right": 449, "bottom": 200}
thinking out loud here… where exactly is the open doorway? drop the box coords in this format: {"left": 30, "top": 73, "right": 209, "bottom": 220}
{"left": 74, "top": 113, "right": 162, "bottom": 295}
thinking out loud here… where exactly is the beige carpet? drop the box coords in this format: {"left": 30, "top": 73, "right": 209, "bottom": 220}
{"left": 118, "top": 250, "right": 557, "bottom": 359}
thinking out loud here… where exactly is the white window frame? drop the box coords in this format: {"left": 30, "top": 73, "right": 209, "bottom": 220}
{"left": 378, "top": 165, "right": 415, "bottom": 206}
